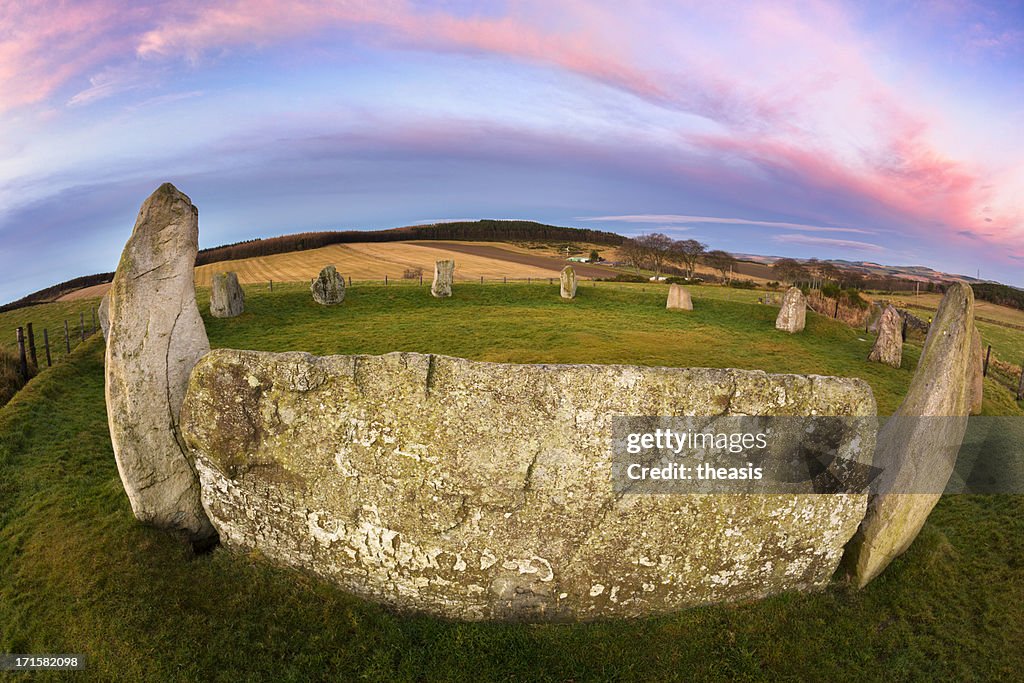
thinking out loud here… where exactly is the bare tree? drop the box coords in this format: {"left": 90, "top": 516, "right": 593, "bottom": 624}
{"left": 772, "top": 258, "right": 808, "bottom": 285}
{"left": 704, "top": 250, "right": 735, "bottom": 282}
{"left": 669, "top": 239, "right": 707, "bottom": 279}
{"left": 635, "top": 233, "right": 674, "bottom": 278}
{"left": 618, "top": 238, "right": 646, "bottom": 275}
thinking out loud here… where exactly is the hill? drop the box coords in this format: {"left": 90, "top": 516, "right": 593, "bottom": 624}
{"left": 1, "top": 221, "right": 623, "bottom": 312}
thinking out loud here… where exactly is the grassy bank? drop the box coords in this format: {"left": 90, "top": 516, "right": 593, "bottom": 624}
{"left": 1, "top": 283, "right": 1022, "bottom": 681}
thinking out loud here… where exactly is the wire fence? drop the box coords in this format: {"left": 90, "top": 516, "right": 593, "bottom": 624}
{"left": 9, "top": 307, "right": 101, "bottom": 382}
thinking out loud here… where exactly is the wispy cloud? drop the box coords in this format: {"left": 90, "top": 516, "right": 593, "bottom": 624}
{"left": 773, "top": 233, "right": 884, "bottom": 252}
{"left": 578, "top": 214, "right": 875, "bottom": 235}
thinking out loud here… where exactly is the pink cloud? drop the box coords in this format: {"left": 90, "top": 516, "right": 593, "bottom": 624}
{"left": 1, "top": 0, "right": 1018, "bottom": 258}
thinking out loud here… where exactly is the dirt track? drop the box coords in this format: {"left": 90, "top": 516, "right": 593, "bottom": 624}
{"left": 409, "top": 242, "right": 618, "bottom": 278}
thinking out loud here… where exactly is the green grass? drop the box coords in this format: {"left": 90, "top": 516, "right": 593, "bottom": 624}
{"left": 1, "top": 283, "right": 1023, "bottom": 681}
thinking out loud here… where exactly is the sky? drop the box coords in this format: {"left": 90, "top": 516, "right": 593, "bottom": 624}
{"left": 1, "top": 0, "right": 1022, "bottom": 302}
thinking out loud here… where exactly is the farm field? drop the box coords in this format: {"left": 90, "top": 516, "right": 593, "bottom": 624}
{"left": 883, "top": 291, "right": 1024, "bottom": 329}
{"left": 1, "top": 283, "right": 1022, "bottom": 681}
{"left": 56, "top": 240, "right": 627, "bottom": 302}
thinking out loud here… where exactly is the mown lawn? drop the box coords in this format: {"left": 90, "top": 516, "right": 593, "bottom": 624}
{"left": 1, "top": 283, "right": 1022, "bottom": 681}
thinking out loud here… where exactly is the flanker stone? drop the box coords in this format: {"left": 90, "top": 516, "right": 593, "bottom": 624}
{"left": 560, "top": 266, "right": 577, "bottom": 299}
{"left": 432, "top": 259, "right": 454, "bottom": 298}
{"left": 182, "top": 349, "right": 875, "bottom": 621}
{"left": 844, "top": 283, "right": 976, "bottom": 587}
{"left": 98, "top": 292, "right": 110, "bottom": 340}
{"left": 867, "top": 305, "right": 902, "bottom": 368}
{"left": 211, "top": 271, "right": 245, "bottom": 318}
{"left": 775, "top": 287, "right": 806, "bottom": 333}
{"left": 666, "top": 284, "right": 693, "bottom": 311}
{"left": 104, "top": 183, "right": 215, "bottom": 542}
{"left": 311, "top": 265, "right": 345, "bottom": 305}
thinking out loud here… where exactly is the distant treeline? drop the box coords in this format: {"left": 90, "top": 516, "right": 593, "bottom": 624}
{"left": 971, "top": 282, "right": 1024, "bottom": 312}
{"left": 0, "top": 272, "right": 114, "bottom": 313}
{"left": 196, "top": 220, "right": 625, "bottom": 266}
{"left": 2, "top": 221, "right": 624, "bottom": 312}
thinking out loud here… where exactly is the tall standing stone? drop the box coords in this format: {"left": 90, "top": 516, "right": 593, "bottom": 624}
{"left": 432, "top": 259, "right": 454, "bottom": 298}
{"left": 210, "top": 271, "right": 245, "bottom": 318}
{"left": 775, "top": 287, "right": 807, "bottom": 333}
{"left": 844, "top": 283, "right": 976, "bottom": 587}
{"left": 98, "top": 292, "right": 110, "bottom": 341}
{"left": 560, "top": 266, "right": 577, "bottom": 299}
{"left": 311, "top": 265, "right": 346, "bottom": 305}
{"left": 867, "top": 305, "right": 903, "bottom": 368}
{"left": 104, "top": 183, "right": 215, "bottom": 542}
{"left": 666, "top": 284, "right": 693, "bottom": 311}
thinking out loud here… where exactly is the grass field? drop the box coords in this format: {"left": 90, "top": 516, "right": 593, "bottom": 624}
{"left": 1, "top": 283, "right": 1022, "bottom": 681}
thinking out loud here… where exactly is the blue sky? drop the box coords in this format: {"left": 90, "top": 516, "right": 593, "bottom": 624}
{"left": 1, "top": 0, "right": 1022, "bottom": 302}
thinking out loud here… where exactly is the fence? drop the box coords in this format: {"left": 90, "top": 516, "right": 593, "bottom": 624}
{"left": 10, "top": 306, "right": 101, "bottom": 382}
{"left": 982, "top": 344, "right": 1024, "bottom": 401}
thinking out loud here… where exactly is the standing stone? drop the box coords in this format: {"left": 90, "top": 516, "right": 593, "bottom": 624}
{"left": 311, "top": 265, "right": 346, "bottom": 305}
{"left": 210, "top": 271, "right": 245, "bottom": 318}
{"left": 844, "top": 283, "right": 976, "bottom": 587}
{"left": 560, "top": 266, "right": 577, "bottom": 299}
{"left": 432, "top": 259, "right": 454, "bottom": 298}
{"left": 867, "top": 305, "right": 903, "bottom": 368}
{"left": 866, "top": 302, "right": 883, "bottom": 334}
{"left": 104, "top": 183, "right": 215, "bottom": 542}
{"left": 775, "top": 287, "right": 806, "bottom": 333}
{"left": 968, "top": 327, "right": 983, "bottom": 415}
{"left": 98, "top": 292, "right": 110, "bottom": 341}
{"left": 666, "top": 284, "right": 693, "bottom": 311}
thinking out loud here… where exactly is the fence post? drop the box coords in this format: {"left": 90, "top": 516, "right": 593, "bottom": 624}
{"left": 16, "top": 327, "right": 28, "bottom": 380}
{"left": 480, "top": 276, "right": 483, "bottom": 285}
{"left": 27, "top": 322, "right": 37, "bottom": 367}
{"left": 348, "top": 276, "right": 352, "bottom": 287}
{"left": 833, "top": 299, "right": 840, "bottom": 318}
{"left": 43, "top": 329, "right": 52, "bottom": 367}
{"left": 80, "top": 312, "right": 86, "bottom": 342}
{"left": 419, "top": 273, "right": 423, "bottom": 286}
{"left": 269, "top": 279, "right": 273, "bottom": 291}
{"left": 385, "top": 275, "right": 388, "bottom": 286}
{"left": 503, "top": 276, "right": 507, "bottom": 284}
{"left": 64, "top": 320, "right": 70, "bottom": 354}
{"left": 1018, "top": 365, "right": 1024, "bottom": 401}
{"left": 983, "top": 345, "right": 992, "bottom": 377}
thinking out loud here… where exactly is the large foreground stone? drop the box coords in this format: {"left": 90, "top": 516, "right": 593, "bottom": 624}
{"left": 867, "top": 305, "right": 902, "bottom": 368}
{"left": 182, "top": 349, "right": 875, "bottom": 621}
{"left": 844, "top": 283, "right": 976, "bottom": 587}
{"left": 105, "top": 183, "right": 215, "bottom": 541}
{"left": 311, "top": 265, "right": 345, "bottom": 305}
{"left": 432, "top": 260, "right": 454, "bottom": 298}
{"left": 666, "top": 284, "right": 693, "bottom": 311}
{"left": 775, "top": 287, "right": 806, "bottom": 333}
{"left": 210, "top": 271, "right": 245, "bottom": 318}
{"left": 560, "top": 266, "right": 577, "bottom": 299}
